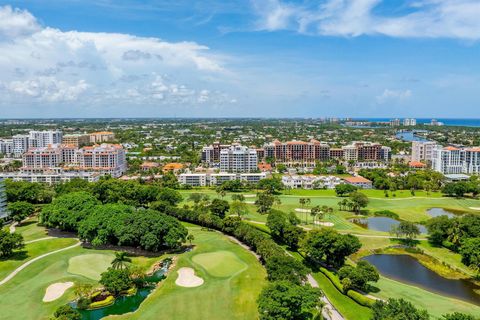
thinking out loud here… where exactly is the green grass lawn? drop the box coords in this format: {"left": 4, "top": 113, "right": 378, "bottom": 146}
{"left": 373, "top": 276, "right": 480, "bottom": 319}
{"left": 0, "top": 246, "right": 115, "bottom": 320}
{"left": 312, "top": 271, "right": 372, "bottom": 320}
{"left": 0, "top": 238, "right": 79, "bottom": 280}
{"left": 67, "top": 253, "right": 114, "bottom": 280}
{"left": 14, "top": 216, "right": 49, "bottom": 241}
{"left": 109, "top": 227, "right": 267, "bottom": 320}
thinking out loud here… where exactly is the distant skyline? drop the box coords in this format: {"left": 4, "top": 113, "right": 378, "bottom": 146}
{"left": 0, "top": 1, "right": 479, "bottom": 118}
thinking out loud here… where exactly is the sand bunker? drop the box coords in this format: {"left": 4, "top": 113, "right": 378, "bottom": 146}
{"left": 175, "top": 267, "right": 204, "bottom": 288}
{"left": 43, "top": 282, "right": 74, "bottom": 302}
{"left": 243, "top": 194, "right": 256, "bottom": 198}
{"left": 315, "top": 221, "right": 334, "bottom": 227}
{"left": 295, "top": 208, "right": 311, "bottom": 213}
{"left": 469, "top": 207, "right": 480, "bottom": 211}
{"left": 245, "top": 201, "right": 255, "bottom": 204}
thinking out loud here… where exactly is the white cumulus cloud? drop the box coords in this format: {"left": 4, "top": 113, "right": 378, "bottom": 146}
{"left": 376, "top": 89, "right": 412, "bottom": 104}
{"left": 251, "top": 0, "right": 480, "bottom": 40}
{"left": 0, "top": 5, "right": 236, "bottom": 113}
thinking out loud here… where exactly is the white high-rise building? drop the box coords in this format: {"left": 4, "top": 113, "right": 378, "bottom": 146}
{"left": 411, "top": 141, "right": 437, "bottom": 163}
{"left": 12, "top": 134, "right": 30, "bottom": 156}
{"left": 220, "top": 145, "right": 258, "bottom": 173}
{"left": 431, "top": 146, "right": 480, "bottom": 175}
{"left": 403, "top": 118, "right": 417, "bottom": 126}
{"left": 29, "top": 130, "right": 63, "bottom": 148}
{"left": 0, "top": 139, "right": 14, "bottom": 156}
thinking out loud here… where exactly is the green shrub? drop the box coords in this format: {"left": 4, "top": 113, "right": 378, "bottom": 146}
{"left": 347, "top": 290, "right": 376, "bottom": 307}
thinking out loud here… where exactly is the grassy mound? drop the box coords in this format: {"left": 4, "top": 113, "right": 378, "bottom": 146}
{"left": 67, "top": 253, "right": 113, "bottom": 280}
{"left": 192, "top": 251, "right": 247, "bottom": 278}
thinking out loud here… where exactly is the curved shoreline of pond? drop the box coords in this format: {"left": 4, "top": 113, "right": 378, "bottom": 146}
{"left": 363, "top": 254, "right": 480, "bottom": 306}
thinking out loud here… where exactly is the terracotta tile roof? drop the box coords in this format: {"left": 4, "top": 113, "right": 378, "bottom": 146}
{"left": 344, "top": 176, "right": 371, "bottom": 183}
{"left": 409, "top": 161, "right": 427, "bottom": 168}
{"left": 444, "top": 146, "right": 460, "bottom": 151}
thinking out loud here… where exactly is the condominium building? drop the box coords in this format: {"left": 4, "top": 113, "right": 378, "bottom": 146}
{"left": 411, "top": 141, "right": 437, "bottom": 163}
{"left": 431, "top": 146, "right": 480, "bottom": 175}
{"left": 75, "top": 144, "right": 127, "bottom": 177}
{"left": 0, "top": 178, "right": 8, "bottom": 220}
{"left": 464, "top": 148, "right": 480, "bottom": 174}
{"left": 281, "top": 175, "right": 342, "bottom": 189}
{"left": 403, "top": 118, "right": 417, "bottom": 126}
{"left": 201, "top": 142, "right": 231, "bottom": 163}
{"left": 343, "top": 176, "right": 373, "bottom": 189}
{"left": 0, "top": 171, "right": 101, "bottom": 184}
{"left": 62, "top": 134, "right": 90, "bottom": 148}
{"left": 89, "top": 131, "right": 115, "bottom": 143}
{"left": 12, "top": 134, "right": 30, "bottom": 156}
{"left": 220, "top": 145, "right": 258, "bottom": 173}
{"left": 0, "top": 139, "right": 13, "bottom": 156}
{"left": 29, "top": 130, "right": 63, "bottom": 148}
{"left": 390, "top": 119, "right": 400, "bottom": 127}
{"left": 342, "top": 142, "right": 390, "bottom": 162}
{"left": 263, "top": 139, "right": 330, "bottom": 166}
{"left": 432, "top": 146, "right": 465, "bottom": 174}
{"left": 178, "top": 172, "right": 266, "bottom": 187}
{"left": 21, "top": 144, "right": 127, "bottom": 178}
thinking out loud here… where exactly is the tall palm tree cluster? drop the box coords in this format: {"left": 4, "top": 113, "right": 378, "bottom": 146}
{"left": 298, "top": 198, "right": 334, "bottom": 225}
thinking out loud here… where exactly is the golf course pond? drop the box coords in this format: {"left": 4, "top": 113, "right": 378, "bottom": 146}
{"left": 427, "top": 208, "right": 463, "bottom": 218}
{"left": 72, "top": 260, "right": 171, "bottom": 320}
{"left": 363, "top": 254, "right": 480, "bottom": 306}
{"left": 350, "top": 217, "right": 428, "bottom": 234}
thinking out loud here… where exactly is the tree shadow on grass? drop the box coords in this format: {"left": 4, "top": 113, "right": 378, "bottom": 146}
{"left": 0, "top": 250, "right": 29, "bottom": 262}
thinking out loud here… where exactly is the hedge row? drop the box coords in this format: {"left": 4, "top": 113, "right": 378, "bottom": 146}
{"left": 319, "top": 266, "right": 375, "bottom": 307}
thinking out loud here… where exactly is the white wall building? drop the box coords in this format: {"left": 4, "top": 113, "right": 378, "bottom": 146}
{"left": 403, "top": 118, "right": 417, "bottom": 126}
{"left": 29, "top": 130, "right": 63, "bottom": 148}
{"left": 178, "top": 173, "right": 208, "bottom": 187}
{"left": 282, "top": 175, "right": 342, "bottom": 189}
{"left": 12, "top": 134, "right": 30, "bottom": 156}
{"left": 178, "top": 172, "right": 267, "bottom": 187}
{"left": 220, "top": 145, "right": 258, "bottom": 173}
{"left": 0, "top": 139, "right": 13, "bottom": 156}
{"left": 432, "top": 146, "right": 467, "bottom": 175}
{"left": 411, "top": 141, "right": 437, "bottom": 163}
{"left": 0, "top": 171, "right": 101, "bottom": 184}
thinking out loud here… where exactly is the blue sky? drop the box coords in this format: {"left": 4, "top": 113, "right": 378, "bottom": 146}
{"left": 0, "top": 0, "right": 479, "bottom": 118}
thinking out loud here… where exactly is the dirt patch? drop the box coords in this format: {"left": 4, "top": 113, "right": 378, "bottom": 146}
{"left": 43, "top": 282, "right": 74, "bottom": 302}
{"left": 175, "top": 267, "right": 204, "bottom": 287}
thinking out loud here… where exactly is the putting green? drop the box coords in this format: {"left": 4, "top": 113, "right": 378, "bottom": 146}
{"left": 67, "top": 253, "right": 113, "bottom": 280}
{"left": 192, "top": 251, "right": 247, "bottom": 278}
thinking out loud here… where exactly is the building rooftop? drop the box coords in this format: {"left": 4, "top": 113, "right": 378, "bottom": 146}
{"left": 344, "top": 176, "right": 371, "bottom": 183}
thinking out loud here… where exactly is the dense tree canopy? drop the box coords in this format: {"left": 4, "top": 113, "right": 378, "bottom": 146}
{"left": 338, "top": 260, "right": 379, "bottom": 292}
{"left": 41, "top": 192, "right": 100, "bottom": 231}
{"left": 257, "top": 281, "right": 321, "bottom": 320}
{"left": 5, "top": 180, "right": 53, "bottom": 204}
{"left": 372, "top": 298, "right": 429, "bottom": 320}
{"left": 78, "top": 204, "right": 188, "bottom": 251}
{"left": 7, "top": 201, "right": 35, "bottom": 223}
{"left": 0, "top": 229, "right": 24, "bottom": 258}
{"left": 301, "top": 229, "right": 361, "bottom": 268}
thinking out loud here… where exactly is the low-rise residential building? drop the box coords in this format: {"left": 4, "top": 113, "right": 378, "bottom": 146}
{"left": 178, "top": 173, "right": 208, "bottom": 187}
{"left": 282, "top": 175, "right": 342, "bottom": 189}
{"left": 0, "top": 171, "right": 101, "bottom": 184}
{"left": 178, "top": 172, "right": 267, "bottom": 187}
{"left": 163, "top": 163, "right": 184, "bottom": 173}
{"left": 141, "top": 161, "right": 161, "bottom": 171}
{"left": 343, "top": 176, "right": 373, "bottom": 189}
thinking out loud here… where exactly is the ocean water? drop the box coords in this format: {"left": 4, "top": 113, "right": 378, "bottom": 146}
{"left": 356, "top": 118, "right": 480, "bottom": 127}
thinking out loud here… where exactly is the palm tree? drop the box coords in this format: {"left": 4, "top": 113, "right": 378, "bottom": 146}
{"left": 186, "top": 234, "right": 195, "bottom": 245}
{"left": 111, "top": 252, "right": 132, "bottom": 270}
{"left": 310, "top": 205, "right": 321, "bottom": 227}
